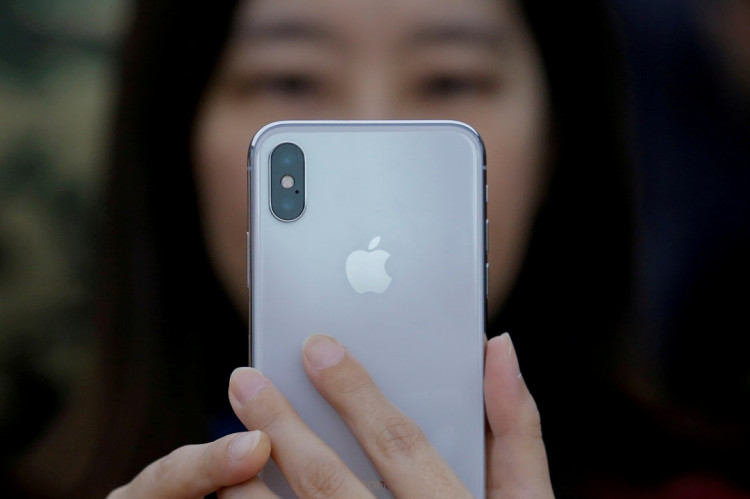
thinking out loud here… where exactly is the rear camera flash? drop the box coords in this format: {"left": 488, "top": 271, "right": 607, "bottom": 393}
{"left": 281, "top": 174, "right": 295, "bottom": 189}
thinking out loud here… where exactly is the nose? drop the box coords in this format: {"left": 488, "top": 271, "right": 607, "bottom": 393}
{"left": 344, "top": 66, "right": 403, "bottom": 120}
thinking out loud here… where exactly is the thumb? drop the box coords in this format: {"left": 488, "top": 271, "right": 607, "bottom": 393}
{"left": 484, "top": 333, "right": 554, "bottom": 498}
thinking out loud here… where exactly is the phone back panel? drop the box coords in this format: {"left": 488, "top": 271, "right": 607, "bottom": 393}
{"left": 249, "top": 121, "right": 486, "bottom": 497}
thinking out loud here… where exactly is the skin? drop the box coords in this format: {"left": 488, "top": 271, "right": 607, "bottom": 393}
{"left": 193, "top": 0, "right": 549, "bottom": 318}
{"left": 110, "top": 334, "right": 553, "bottom": 498}
{"left": 112, "top": 0, "right": 555, "bottom": 496}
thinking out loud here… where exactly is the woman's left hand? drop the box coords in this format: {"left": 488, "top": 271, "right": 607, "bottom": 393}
{"left": 220, "top": 333, "right": 553, "bottom": 498}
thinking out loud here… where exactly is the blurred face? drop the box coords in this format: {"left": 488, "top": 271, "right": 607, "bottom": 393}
{"left": 193, "top": 0, "right": 549, "bottom": 319}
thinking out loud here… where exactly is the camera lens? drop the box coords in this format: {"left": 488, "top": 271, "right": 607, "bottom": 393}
{"left": 270, "top": 142, "right": 305, "bottom": 221}
{"left": 280, "top": 197, "right": 296, "bottom": 213}
{"left": 276, "top": 144, "right": 303, "bottom": 167}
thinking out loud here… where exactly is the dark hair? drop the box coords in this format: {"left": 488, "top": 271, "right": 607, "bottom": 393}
{"left": 86, "top": 0, "right": 248, "bottom": 495}
{"left": 14, "top": 0, "right": 638, "bottom": 497}
{"left": 496, "top": 2, "right": 637, "bottom": 494}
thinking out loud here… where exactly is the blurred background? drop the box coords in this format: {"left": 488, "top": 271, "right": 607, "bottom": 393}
{"left": 0, "top": 0, "right": 748, "bottom": 486}
{"left": 610, "top": 0, "right": 749, "bottom": 448}
{"left": 0, "top": 0, "right": 128, "bottom": 466}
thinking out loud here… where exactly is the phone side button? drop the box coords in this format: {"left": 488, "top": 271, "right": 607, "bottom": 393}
{"left": 485, "top": 262, "right": 490, "bottom": 298}
{"left": 485, "top": 219, "right": 489, "bottom": 254}
{"left": 246, "top": 231, "right": 250, "bottom": 289}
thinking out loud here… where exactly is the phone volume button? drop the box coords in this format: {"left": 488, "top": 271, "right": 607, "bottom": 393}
{"left": 485, "top": 219, "right": 489, "bottom": 254}
{"left": 485, "top": 262, "right": 490, "bottom": 298}
{"left": 246, "top": 231, "right": 250, "bottom": 289}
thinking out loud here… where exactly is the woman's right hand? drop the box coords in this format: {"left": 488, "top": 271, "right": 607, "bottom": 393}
{"left": 106, "top": 430, "right": 271, "bottom": 498}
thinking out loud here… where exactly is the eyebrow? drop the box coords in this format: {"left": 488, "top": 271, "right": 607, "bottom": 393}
{"left": 233, "top": 19, "right": 337, "bottom": 44}
{"left": 233, "top": 18, "right": 507, "bottom": 50}
{"left": 408, "top": 24, "right": 508, "bottom": 49}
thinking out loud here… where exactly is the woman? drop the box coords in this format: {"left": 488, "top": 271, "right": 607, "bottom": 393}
{"left": 13, "top": 0, "right": 635, "bottom": 497}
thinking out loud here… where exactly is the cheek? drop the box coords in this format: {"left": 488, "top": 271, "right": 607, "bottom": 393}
{"left": 193, "top": 98, "right": 252, "bottom": 315}
{"left": 479, "top": 84, "right": 549, "bottom": 317}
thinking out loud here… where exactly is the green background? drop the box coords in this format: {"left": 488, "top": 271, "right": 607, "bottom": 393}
{"left": 0, "top": 0, "right": 126, "bottom": 462}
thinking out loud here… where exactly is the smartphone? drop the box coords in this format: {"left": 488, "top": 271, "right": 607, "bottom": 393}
{"left": 248, "top": 120, "right": 487, "bottom": 497}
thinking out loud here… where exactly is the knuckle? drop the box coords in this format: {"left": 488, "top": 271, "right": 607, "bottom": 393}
{"left": 143, "top": 445, "right": 199, "bottom": 496}
{"left": 420, "top": 463, "right": 468, "bottom": 498}
{"left": 297, "top": 456, "right": 348, "bottom": 498}
{"left": 218, "top": 477, "right": 264, "bottom": 499}
{"left": 148, "top": 449, "right": 185, "bottom": 494}
{"left": 153, "top": 449, "right": 179, "bottom": 478}
{"left": 240, "top": 391, "right": 288, "bottom": 433}
{"left": 523, "top": 395, "right": 544, "bottom": 440}
{"left": 257, "top": 404, "right": 293, "bottom": 435}
{"left": 105, "top": 485, "right": 126, "bottom": 498}
{"left": 329, "top": 366, "right": 370, "bottom": 397}
{"left": 374, "top": 416, "right": 427, "bottom": 461}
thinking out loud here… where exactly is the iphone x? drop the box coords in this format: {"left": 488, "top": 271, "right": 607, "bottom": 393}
{"left": 248, "top": 120, "right": 487, "bottom": 497}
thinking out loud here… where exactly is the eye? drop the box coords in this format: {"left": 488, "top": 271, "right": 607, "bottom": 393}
{"left": 226, "top": 73, "right": 323, "bottom": 99}
{"left": 420, "top": 75, "right": 496, "bottom": 98}
{"left": 260, "top": 75, "right": 320, "bottom": 97}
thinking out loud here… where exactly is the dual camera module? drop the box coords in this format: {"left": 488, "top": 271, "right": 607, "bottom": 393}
{"left": 270, "top": 142, "right": 305, "bottom": 221}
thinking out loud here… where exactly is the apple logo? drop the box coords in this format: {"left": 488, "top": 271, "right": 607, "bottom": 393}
{"left": 345, "top": 236, "right": 392, "bottom": 294}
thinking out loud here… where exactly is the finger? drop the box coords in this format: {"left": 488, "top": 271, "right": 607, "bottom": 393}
{"left": 219, "top": 477, "right": 277, "bottom": 499}
{"left": 228, "top": 367, "right": 374, "bottom": 499}
{"left": 484, "top": 333, "right": 554, "bottom": 498}
{"left": 302, "top": 334, "right": 472, "bottom": 498}
{"left": 107, "top": 431, "right": 270, "bottom": 499}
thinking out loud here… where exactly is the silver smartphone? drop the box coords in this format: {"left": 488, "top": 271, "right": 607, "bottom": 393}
{"left": 248, "top": 120, "right": 487, "bottom": 497}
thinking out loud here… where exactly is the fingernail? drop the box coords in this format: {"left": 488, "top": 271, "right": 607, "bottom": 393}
{"left": 497, "top": 332, "right": 513, "bottom": 356}
{"left": 499, "top": 332, "right": 522, "bottom": 378}
{"left": 230, "top": 431, "right": 260, "bottom": 461}
{"left": 503, "top": 332, "right": 513, "bottom": 357}
{"left": 304, "top": 335, "right": 345, "bottom": 370}
{"left": 230, "top": 367, "right": 267, "bottom": 404}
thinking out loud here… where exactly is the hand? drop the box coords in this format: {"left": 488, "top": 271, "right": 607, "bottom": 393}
{"left": 222, "top": 332, "right": 553, "bottom": 498}
{"left": 484, "top": 333, "right": 553, "bottom": 497}
{"left": 107, "top": 430, "right": 271, "bottom": 498}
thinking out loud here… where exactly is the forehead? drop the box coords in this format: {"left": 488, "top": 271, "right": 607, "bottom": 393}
{"left": 233, "top": 0, "right": 519, "bottom": 43}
